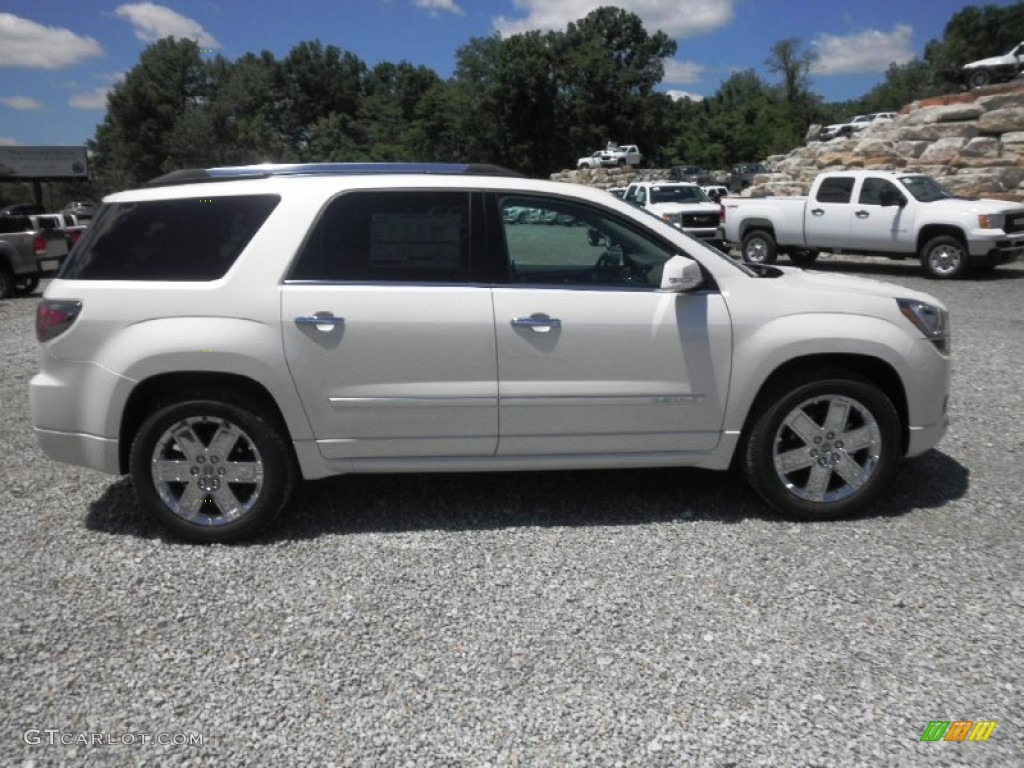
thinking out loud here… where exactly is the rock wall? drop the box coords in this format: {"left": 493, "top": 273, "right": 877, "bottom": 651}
{"left": 551, "top": 83, "right": 1024, "bottom": 202}
{"left": 753, "top": 82, "right": 1024, "bottom": 201}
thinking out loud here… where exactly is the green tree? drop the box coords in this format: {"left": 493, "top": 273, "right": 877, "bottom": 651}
{"left": 91, "top": 38, "right": 207, "bottom": 188}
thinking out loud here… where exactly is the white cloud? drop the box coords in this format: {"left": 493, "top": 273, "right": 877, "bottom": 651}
{"left": 1, "top": 96, "right": 43, "bottom": 110}
{"left": 115, "top": 3, "right": 220, "bottom": 48}
{"left": 0, "top": 136, "right": 23, "bottom": 145}
{"left": 414, "top": 0, "right": 464, "bottom": 14}
{"left": 69, "top": 87, "right": 111, "bottom": 110}
{"left": 0, "top": 13, "right": 103, "bottom": 69}
{"left": 662, "top": 59, "right": 704, "bottom": 85}
{"left": 666, "top": 90, "right": 704, "bottom": 102}
{"left": 69, "top": 73, "right": 123, "bottom": 110}
{"left": 811, "top": 25, "right": 914, "bottom": 75}
{"left": 494, "top": 0, "right": 733, "bottom": 38}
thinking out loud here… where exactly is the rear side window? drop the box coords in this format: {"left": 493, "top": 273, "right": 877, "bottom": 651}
{"left": 289, "top": 191, "right": 471, "bottom": 282}
{"left": 815, "top": 177, "right": 855, "bottom": 204}
{"left": 60, "top": 195, "right": 279, "bottom": 280}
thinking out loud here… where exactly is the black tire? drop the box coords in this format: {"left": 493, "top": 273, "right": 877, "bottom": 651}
{"left": 741, "top": 370, "right": 902, "bottom": 521}
{"left": 789, "top": 250, "right": 819, "bottom": 266}
{"left": 0, "top": 264, "right": 13, "bottom": 299}
{"left": 13, "top": 276, "right": 40, "bottom": 296}
{"left": 618, "top": 158, "right": 626, "bottom": 167}
{"left": 919, "top": 235, "right": 969, "bottom": 279}
{"left": 741, "top": 229, "right": 778, "bottom": 265}
{"left": 968, "top": 68, "right": 991, "bottom": 89}
{"left": 129, "top": 393, "right": 296, "bottom": 542}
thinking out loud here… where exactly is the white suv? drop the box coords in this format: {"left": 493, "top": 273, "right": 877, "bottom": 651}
{"left": 30, "top": 163, "right": 951, "bottom": 542}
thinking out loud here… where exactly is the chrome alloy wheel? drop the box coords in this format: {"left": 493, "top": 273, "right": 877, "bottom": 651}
{"left": 771, "top": 394, "right": 882, "bottom": 504}
{"left": 150, "top": 416, "right": 265, "bottom": 526}
{"left": 926, "top": 242, "right": 965, "bottom": 277}
{"left": 745, "top": 235, "right": 770, "bottom": 263}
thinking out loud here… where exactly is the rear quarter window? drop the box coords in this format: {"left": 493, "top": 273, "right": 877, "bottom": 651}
{"left": 60, "top": 195, "right": 280, "bottom": 280}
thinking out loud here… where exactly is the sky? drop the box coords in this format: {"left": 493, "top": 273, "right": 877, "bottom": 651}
{"left": 0, "top": 0, "right": 1020, "bottom": 148}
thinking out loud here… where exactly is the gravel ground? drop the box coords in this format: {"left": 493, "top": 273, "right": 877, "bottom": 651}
{"left": 1, "top": 260, "right": 1022, "bottom": 767}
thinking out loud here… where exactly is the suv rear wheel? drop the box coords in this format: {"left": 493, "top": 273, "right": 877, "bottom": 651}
{"left": 129, "top": 393, "right": 296, "bottom": 542}
{"left": 741, "top": 371, "right": 901, "bottom": 520}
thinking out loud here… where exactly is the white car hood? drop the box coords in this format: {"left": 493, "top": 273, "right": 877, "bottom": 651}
{"left": 965, "top": 53, "right": 1014, "bottom": 69}
{"left": 924, "top": 197, "right": 1024, "bottom": 215}
{"left": 770, "top": 265, "right": 943, "bottom": 306}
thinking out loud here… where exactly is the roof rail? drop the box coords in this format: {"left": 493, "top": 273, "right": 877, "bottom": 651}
{"left": 145, "top": 162, "right": 524, "bottom": 187}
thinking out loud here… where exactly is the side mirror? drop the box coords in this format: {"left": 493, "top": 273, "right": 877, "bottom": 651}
{"left": 659, "top": 255, "right": 704, "bottom": 292}
{"left": 879, "top": 189, "right": 906, "bottom": 208}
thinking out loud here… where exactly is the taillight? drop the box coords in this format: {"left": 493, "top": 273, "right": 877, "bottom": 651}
{"left": 67, "top": 230, "right": 82, "bottom": 247}
{"left": 719, "top": 204, "right": 726, "bottom": 223}
{"left": 36, "top": 300, "right": 82, "bottom": 343}
{"left": 32, "top": 234, "right": 46, "bottom": 256}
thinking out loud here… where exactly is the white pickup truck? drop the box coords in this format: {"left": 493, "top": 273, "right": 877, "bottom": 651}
{"left": 721, "top": 170, "right": 1024, "bottom": 278}
{"left": 624, "top": 181, "right": 722, "bottom": 244}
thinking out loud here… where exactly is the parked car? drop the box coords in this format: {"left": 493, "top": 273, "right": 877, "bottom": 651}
{"left": 29, "top": 212, "right": 89, "bottom": 249}
{"left": 668, "top": 165, "right": 712, "bottom": 185}
{"left": 0, "top": 215, "right": 69, "bottom": 298}
{"left": 61, "top": 201, "right": 97, "bottom": 222}
{"left": 577, "top": 151, "right": 605, "bottom": 170}
{"left": 0, "top": 202, "right": 45, "bottom": 216}
{"left": 31, "top": 162, "right": 950, "bottom": 542}
{"left": 607, "top": 186, "right": 627, "bottom": 199}
{"left": 600, "top": 144, "right": 642, "bottom": 167}
{"left": 728, "top": 163, "right": 769, "bottom": 192}
{"left": 623, "top": 181, "right": 722, "bottom": 244}
{"left": 720, "top": 169, "right": 1024, "bottom": 278}
{"left": 962, "top": 41, "right": 1024, "bottom": 88}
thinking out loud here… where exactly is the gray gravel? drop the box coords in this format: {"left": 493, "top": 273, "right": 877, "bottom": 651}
{"left": 2, "top": 259, "right": 1023, "bottom": 767}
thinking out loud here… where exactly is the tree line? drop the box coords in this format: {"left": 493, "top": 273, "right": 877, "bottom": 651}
{"left": 81, "top": 3, "right": 1024, "bottom": 195}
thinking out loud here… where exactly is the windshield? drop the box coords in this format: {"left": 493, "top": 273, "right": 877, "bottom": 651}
{"left": 649, "top": 186, "right": 711, "bottom": 204}
{"left": 899, "top": 175, "right": 954, "bottom": 202}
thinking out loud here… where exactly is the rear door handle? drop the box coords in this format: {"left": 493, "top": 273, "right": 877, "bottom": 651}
{"left": 295, "top": 312, "right": 345, "bottom": 330}
{"left": 855, "top": 210, "right": 870, "bottom": 218}
{"left": 512, "top": 315, "right": 561, "bottom": 333}
{"left": 810, "top": 208, "right": 825, "bottom": 216}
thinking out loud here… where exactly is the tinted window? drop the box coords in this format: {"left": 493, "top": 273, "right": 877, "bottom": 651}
{"left": 61, "top": 195, "right": 279, "bottom": 280}
{"left": 498, "top": 195, "right": 674, "bottom": 288}
{"left": 815, "top": 177, "right": 855, "bottom": 204}
{"left": 290, "top": 191, "right": 471, "bottom": 282}
{"left": 858, "top": 178, "right": 900, "bottom": 205}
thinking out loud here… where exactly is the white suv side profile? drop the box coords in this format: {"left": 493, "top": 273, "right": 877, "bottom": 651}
{"left": 30, "top": 163, "right": 951, "bottom": 542}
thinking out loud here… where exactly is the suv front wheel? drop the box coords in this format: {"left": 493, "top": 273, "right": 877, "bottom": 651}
{"left": 129, "top": 394, "right": 296, "bottom": 542}
{"left": 741, "top": 371, "right": 901, "bottom": 520}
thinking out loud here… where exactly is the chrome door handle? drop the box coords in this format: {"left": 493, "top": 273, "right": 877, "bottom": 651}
{"left": 810, "top": 208, "right": 825, "bottom": 216}
{"left": 855, "top": 210, "right": 870, "bottom": 218}
{"left": 295, "top": 313, "right": 345, "bottom": 329}
{"left": 512, "top": 315, "right": 561, "bottom": 333}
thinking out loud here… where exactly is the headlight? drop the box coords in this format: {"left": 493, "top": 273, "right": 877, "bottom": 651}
{"left": 978, "top": 213, "right": 1004, "bottom": 229}
{"left": 897, "top": 298, "right": 950, "bottom": 353}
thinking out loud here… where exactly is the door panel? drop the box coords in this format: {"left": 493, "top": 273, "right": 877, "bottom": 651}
{"left": 493, "top": 288, "right": 731, "bottom": 455}
{"left": 282, "top": 285, "right": 497, "bottom": 459}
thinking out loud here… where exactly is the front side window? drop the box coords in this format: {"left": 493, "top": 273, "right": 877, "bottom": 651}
{"left": 815, "top": 177, "right": 855, "bottom": 204}
{"left": 497, "top": 195, "right": 675, "bottom": 289}
{"left": 61, "top": 195, "right": 280, "bottom": 280}
{"left": 858, "top": 178, "right": 901, "bottom": 206}
{"left": 290, "top": 191, "right": 471, "bottom": 282}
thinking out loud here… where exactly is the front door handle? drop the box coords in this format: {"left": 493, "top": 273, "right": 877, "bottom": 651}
{"left": 855, "top": 210, "right": 870, "bottom": 218}
{"left": 511, "top": 315, "right": 561, "bottom": 333}
{"left": 810, "top": 208, "right": 825, "bottom": 216}
{"left": 295, "top": 312, "right": 345, "bottom": 331}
